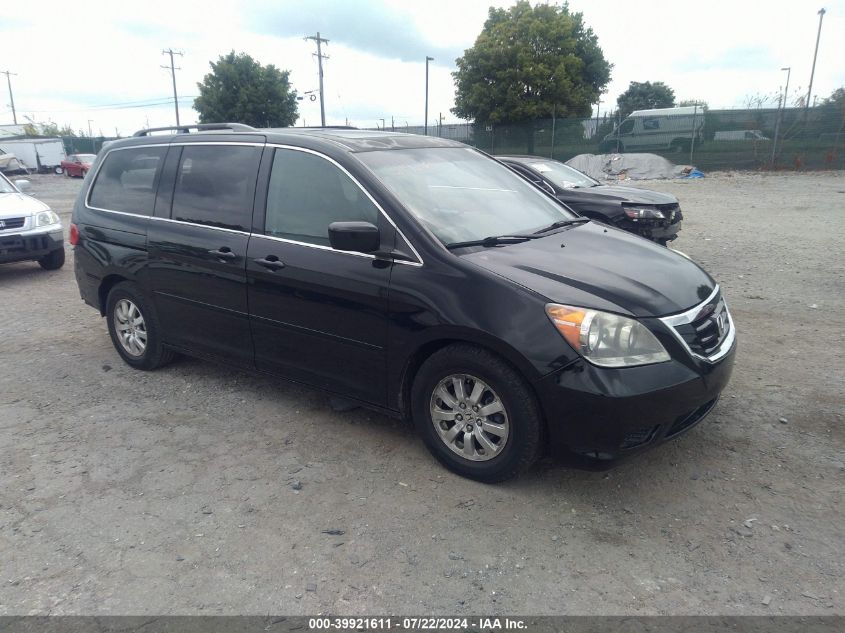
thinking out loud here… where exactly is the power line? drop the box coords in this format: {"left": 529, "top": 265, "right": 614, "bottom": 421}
{"left": 161, "top": 48, "right": 184, "bottom": 126}
{"left": 304, "top": 32, "right": 329, "bottom": 127}
{"left": 22, "top": 96, "right": 198, "bottom": 114}
{"left": 2, "top": 70, "right": 18, "bottom": 124}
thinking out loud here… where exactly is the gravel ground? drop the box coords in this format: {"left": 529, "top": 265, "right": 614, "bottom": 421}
{"left": 0, "top": 171, "right": 843, "bottom": 616}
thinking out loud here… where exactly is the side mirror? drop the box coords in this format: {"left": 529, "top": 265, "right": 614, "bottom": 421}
{"left": 14, "top": 179, "right": 31, "bottom": 192}
{"left": 328, "top": 221, "right": 380, "bottom": 253}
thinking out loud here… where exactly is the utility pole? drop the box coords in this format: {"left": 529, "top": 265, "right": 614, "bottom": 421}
{"left": 161, "top": 48, "right": 183, "bottom": 126}
{"left": 805, "top": 8, "right": 826, "bottom": 116}
{"left": 772, "top": 67, "right": 791, "bottom": 166}
{"left": 424, "top": 56, "right": 434, "bottom": 135}
{"left": 2, "top": 70, "right": 17, "bottom": 125}
{"left": 305, "top": 32, "right": 329, "bottom": 127}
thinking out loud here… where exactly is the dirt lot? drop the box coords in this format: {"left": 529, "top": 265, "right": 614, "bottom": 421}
{"left": 1, "top": 171, "right": 843, "bottom": 616}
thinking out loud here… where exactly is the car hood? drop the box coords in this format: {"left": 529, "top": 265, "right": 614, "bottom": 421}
{"left": 559, "top": 184, "right": 677, "bottom": 206}
{"left": 0, "top": 192, "right": 50, "bottom": 218}
{"left": 461, "top": 222, "right": 714, "bottom": 317}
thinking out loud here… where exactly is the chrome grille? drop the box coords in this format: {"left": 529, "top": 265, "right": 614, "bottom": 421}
{"left": 659, "top": 286, "right": 735, "bottom": 362}
{"left": 0, "top": 217, "right": 26, "bottom": 231}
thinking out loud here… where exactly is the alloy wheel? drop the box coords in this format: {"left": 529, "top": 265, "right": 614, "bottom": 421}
{"left": 429, "top": 374, "right": 509, "bottom": 461}
{"left": 114, "top": 299, "right": 147, "bottom": 357}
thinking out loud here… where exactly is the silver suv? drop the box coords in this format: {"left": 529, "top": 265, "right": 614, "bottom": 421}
{"left": 0, "top": 173, "right": 65, "bottom": 270}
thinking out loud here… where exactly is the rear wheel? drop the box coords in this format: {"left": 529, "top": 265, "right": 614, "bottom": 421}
{"left": 54, "top": 166, "right": 63, "bottom": 175}
{"left": 411, "top": 344, "right": 542, "bottom": 482}
{"left": 671, "top": 139, "right": 690, "bottom": 154}
{"left": 38, "top": 247, "right": 65, "bottom": 270}
{"left": 106, "top": 282, "right": 174, "bottom": 370}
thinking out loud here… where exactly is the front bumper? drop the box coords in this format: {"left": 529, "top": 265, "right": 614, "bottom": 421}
{"left": 535, "top": 339, "right": 735, "bottom": 467}
{"left": 0, "top": 229, "right": 64, "bottom": 264}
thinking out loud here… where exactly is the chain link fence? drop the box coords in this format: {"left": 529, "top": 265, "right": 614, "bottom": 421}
{"left": 387, "top": 105, "right": 845, "bottom": 172}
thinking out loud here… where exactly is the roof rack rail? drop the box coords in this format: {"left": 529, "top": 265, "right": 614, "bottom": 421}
{"left": 293, "top": 125, "right": 359, "bottom": 130}
{"left": 132, "top": 123, "right": 257, "bottom": 137}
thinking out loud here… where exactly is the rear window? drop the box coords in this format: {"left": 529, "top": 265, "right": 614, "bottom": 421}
{"left": 171, "top": 145, "right": 262, "bottom": 232}
{"left": 88, "top": 147, "right": 167, "bottom": 215}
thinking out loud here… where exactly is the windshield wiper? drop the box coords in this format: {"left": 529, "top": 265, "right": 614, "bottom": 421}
{"left": 445, "top": 235, "right": 539, "bottom": 250}
{"left": 531, "top": 217, "right": 590, "bottom": 235}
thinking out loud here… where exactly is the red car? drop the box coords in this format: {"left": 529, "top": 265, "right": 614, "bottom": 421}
{"left": 61, "top": 154, "right": 96, "bottom": 178}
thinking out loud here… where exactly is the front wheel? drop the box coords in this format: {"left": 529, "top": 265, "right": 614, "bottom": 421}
{"left": 411, "top": 344, "right": 543, "bottom": 482}
{"left": 106, "top": 282, "right": 174, "bottom": 370}
{"left": 54, "top": 166, "right": 63, "bottom": 175}
{"left": 38, "top": 247, "right": 65, "bottom": 270}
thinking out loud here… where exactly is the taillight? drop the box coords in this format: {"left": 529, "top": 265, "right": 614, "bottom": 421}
{"left": 69, "top": 223, "right": 79, "bottom": 246}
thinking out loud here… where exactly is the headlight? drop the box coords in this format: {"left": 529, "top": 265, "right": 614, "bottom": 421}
{"left": 623, "top": 205, "right": 665, "bottom": 220}
{"left": 545, "top": 304, "right": 670, "bottom": 368}
{"left": 34, "top": 210, "right": 61, "bottom": 227}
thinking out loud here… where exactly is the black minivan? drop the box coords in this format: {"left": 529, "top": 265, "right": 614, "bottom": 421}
{"left": 72, "top": 124, "right": 735, "bottom": 482}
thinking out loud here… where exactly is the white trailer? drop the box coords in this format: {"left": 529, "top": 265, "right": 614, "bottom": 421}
{"left": 0, "top": 138, "right": 66, "bottom": 173}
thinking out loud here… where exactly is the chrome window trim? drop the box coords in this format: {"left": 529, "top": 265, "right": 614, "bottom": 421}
{"left": 83, "top": 141, "right": 423, "bottom": 267}
{"left": 266, "top": 143, "right": 424, "bottom": 267}
{"left": 148, "top": 215, "right": 249, "bottom": 235}
{"left": 658, "top": 285, "right": 736, "bottom": 363}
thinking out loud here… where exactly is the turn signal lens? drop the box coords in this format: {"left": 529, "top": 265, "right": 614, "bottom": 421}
{"left": 69, "top": 223, "right": 79, "bottom": 246}
{"left": 545, "top": 303, "right": 671, "bottom": 368}
{"left": 545, "top": 305, "right": 588, "bottom": 351}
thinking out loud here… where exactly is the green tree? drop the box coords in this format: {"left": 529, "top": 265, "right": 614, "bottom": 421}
{"left": 23, "top": 122, "right": 76, "bottom": 137}
{"left": 194, "top": 51, "right": 298, "bottom": 127}
{"left": 452, "top": 1, "right": 611, "bottom": 128}
{"left": 821, "top": 87, "right": 844, "bottom": 108}
{"left": 616, "top": 81, "right": 676, "bottom": 118}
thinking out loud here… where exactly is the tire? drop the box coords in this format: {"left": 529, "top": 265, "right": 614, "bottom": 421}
{"left": 105, "top": 282, "right": 174, "bottom": 370}
{"left": 671, "top": 139, "right": 689, "bottom": 154}
{"left": 38, "top": 247, "right": 65, "bottom": 270}
{"left": 411, "top": 344, "right": 543, "bottom": 483}
{"left": 54, "top": 166, "right": 63, "bottom": 175}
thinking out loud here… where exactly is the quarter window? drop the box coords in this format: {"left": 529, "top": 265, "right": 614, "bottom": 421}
{"left": 171, "top": 145, "right": 262, "bottom": 231}
{"left": 264, "top": 148, "right": 379, "bottom": 246}
{"left": 88, "top": 147, "right": 167, "bottom": 215}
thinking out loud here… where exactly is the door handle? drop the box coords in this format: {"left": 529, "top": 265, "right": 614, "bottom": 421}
{"left": 208, "top": 247, "right": 237, "bottom": 260}
{"left": 254, "top": 256, "right": 285, "bottom": 271}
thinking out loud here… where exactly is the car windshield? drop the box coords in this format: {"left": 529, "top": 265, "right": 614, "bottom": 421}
{"left": 358, "top": 147, "right": 576, "bottom": 246}
{"left": 0, "top": 174, "right": 16, "bottom": 193}
{"left": 524, "top": 160, "right": 599, "bottom": 189}
{"left": 75, "top": 154, "right": 97, "bottom": 163}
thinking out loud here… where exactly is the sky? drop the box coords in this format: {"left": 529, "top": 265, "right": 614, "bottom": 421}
{"left": 1, "top": 0, "right": 843, "bottom": 136}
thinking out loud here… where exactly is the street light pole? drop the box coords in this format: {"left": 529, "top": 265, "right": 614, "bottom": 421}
{"left": 424, "top": 56, "right": 434, "bottom": 136}
{"left": 805, "top": 8, "right": 826, "bottom": 114}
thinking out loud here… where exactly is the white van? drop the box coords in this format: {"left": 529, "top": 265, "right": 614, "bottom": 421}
{"left": 602, "top": 106, "right": 704, "bottom": 153}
